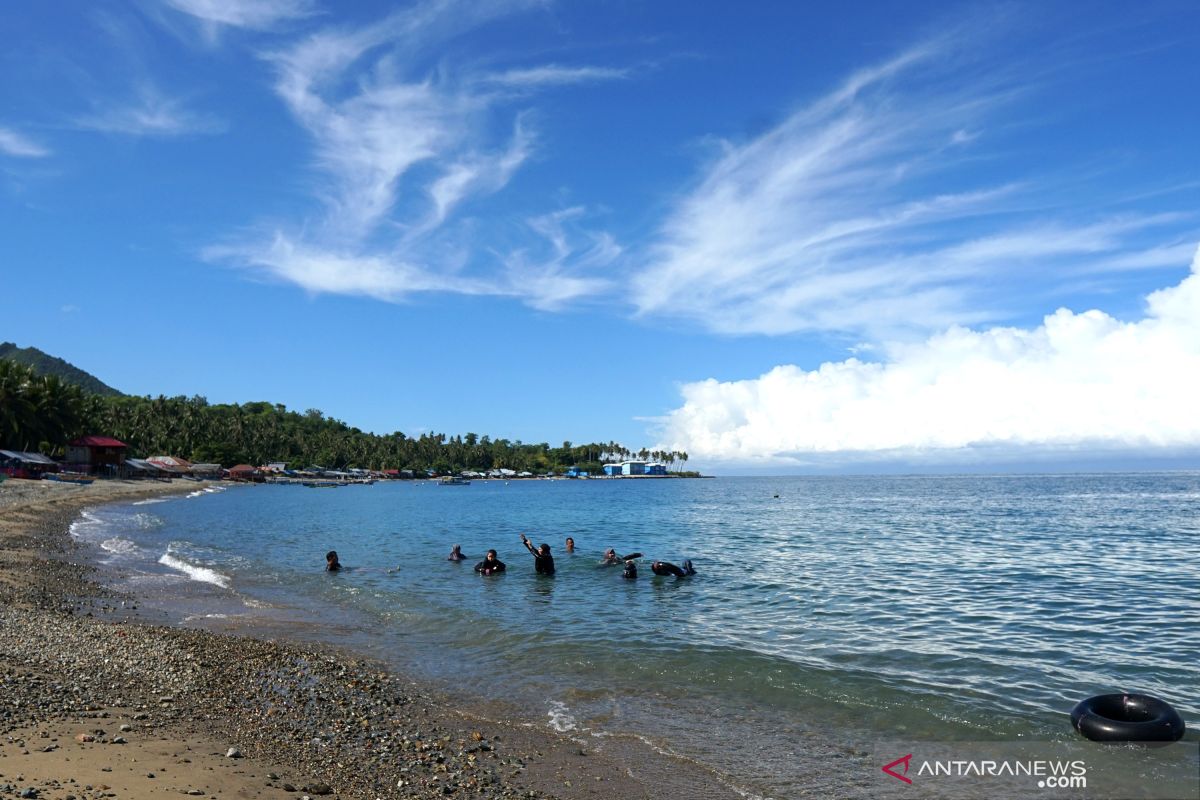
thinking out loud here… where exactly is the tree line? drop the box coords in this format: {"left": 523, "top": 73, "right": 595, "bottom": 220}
{"left": 0, "top": 360, "right": 692, "bottom": 474}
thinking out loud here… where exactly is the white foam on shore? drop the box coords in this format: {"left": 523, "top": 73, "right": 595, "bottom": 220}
{"left": 132, "top": 497, "right": 169, "bottom": 506}
{"left": 68, "top": 509, "right": 107, "bottom": 539}
{"left": 158, "top": 551, "right": 232, "bottom": 589}
{"left": 186, "top": 490, "right": 205, "bottom": 498}
{"left": 546, "top": 701, "right": 579, "bottom": 733}
{"left": 100, "top": 537, "right": 140, "bottom": 557}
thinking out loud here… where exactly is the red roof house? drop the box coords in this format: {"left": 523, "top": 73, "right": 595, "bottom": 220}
{"left": 66, "top": 436, "right": 128, "bottom": 472}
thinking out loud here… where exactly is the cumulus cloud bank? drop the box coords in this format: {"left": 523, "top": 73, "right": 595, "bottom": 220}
{"left": 656, "top": 247, "right": 1200, "bottom": 467}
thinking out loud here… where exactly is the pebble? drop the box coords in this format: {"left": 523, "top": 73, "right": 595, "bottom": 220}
{"left": 225, "top": 747, "right": 242, "bottom": 758}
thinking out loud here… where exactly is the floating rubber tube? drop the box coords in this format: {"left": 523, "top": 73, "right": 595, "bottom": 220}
{"left": 1071, "top": 694, "right": 1185, "bottom": 742}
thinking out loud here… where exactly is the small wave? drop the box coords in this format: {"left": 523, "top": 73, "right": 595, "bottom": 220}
{"left": 158, "top": 552, "right": 232, "bottom": 589}
{"left": 100, "top": 537, "right": 140, "bottom": 556}
{"left": 182, "top": 613, "right": 230, "bottom": 623}
{"left": 132, "top": 497, "right": 169, "bottom": 506}
{"left": 68, "top": 509, "right": 107, "bottom": 539}
{"left": 186, "top": 490, "right": 205, "bottom": 498}
{"left": 547, "top": 700, "right": 579, "bottom": 733}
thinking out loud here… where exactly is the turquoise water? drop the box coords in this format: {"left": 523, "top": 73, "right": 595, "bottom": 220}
{"left": 72, "top": 475, "right": 1200, "bottom": 798}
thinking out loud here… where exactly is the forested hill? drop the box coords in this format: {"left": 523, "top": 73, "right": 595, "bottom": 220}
{"left": 0, "top": 342, "right": 123, "bottom": 397}
{"left": 0, "top": 355, "right": 691, "bottom": 474}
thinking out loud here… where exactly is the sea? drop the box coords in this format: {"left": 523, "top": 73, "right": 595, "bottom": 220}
{"left": 68, "top": 474, "right": 1200, "bottom": 799}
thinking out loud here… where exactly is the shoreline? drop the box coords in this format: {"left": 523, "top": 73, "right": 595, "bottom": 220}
{"left": 0, "top": 478, "right": 741, "bottom": 800}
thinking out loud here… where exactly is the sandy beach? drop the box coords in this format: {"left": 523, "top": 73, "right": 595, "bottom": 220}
{"left": 0, "top": 479, "right": 738, "bottom": 800}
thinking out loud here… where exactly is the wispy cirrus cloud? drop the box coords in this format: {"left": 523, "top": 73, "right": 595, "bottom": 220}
{"left": 162, "top": 0, "right": 318, "bottom": 31}
{"left": 75, "top": 86, "right": 224, "bottom": 137}
{"left": 209, "top": 0, "right": 622, "bottom": 309}
{"left": 0, "top": 127, "right": 50, "bottom": 158}
{"left": 632, "top": 36, "right": 1196, "bottom": 338}
{"left": 483, "top": 64, "right": 631, "bottom": 89}
{"left": 503, "top": 207, "right": 619, "bottom": 310}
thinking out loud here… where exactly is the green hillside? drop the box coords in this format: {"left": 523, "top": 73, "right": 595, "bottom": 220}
{"left": 0, "top": 342, "right": 123, "bottom": 397}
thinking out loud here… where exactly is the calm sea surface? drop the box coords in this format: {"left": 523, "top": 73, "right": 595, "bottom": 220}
{"left": 71, "top": 475, "right": 1200, "bottom": 798}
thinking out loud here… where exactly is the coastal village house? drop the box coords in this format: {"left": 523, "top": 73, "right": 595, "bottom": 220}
{"left": 227, "top": 464, "right": 263, "bottom": 482}
{"left": 147, "top": 455, "right": 193, "bottom": 476}
{"left": 122, "top": 458, "right": 170, "bottom": 479}
{"left": 66, "top": 436, "right": 127, "bottom": 473}
{"left": 190, "top": 463, "right": 223, "bottom": 478}
{"left": 0, "top": 449, "right": 59, "bottom": 478}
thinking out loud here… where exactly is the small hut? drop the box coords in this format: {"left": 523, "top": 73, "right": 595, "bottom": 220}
{"left": 123, "top": 458, "right": 169, "bottom": 480}
{"left": 226, "top": 464, "right": 262, "bottom": 482}
{"left": 147, "top": 456, "right": 193, "bottom": 476}
{"left": 0, "top": 450, "right": 60, "bottom": 479}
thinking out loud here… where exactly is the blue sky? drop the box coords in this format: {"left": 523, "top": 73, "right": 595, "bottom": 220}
{"left": 2, "top": 1, "right": 1199, "bottom": 471}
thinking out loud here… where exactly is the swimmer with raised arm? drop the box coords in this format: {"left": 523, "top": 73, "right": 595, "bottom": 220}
{"left": 520, "top": 534, "right": 555, "bottom": 575}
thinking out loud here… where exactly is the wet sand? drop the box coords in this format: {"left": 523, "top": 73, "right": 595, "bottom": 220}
{"left": 0, "top": 478, "right": 739, "bottom": 800}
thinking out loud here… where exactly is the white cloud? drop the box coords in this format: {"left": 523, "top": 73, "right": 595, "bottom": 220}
{"left": 210, "top": 0, "right": 618, "bottom": 310}
{"left": 656, "top": 246, "right": 1200, "bottom": 467}
{"left": 75, "top": 87, "right": 223, "bottom": 137}
{"left": 0, "top": 127, "right": 50, "bottom": 158}
{"left": 163, "top": 0, "right": 317, "bottom": 31}
{"left": 204, "top": 233, "right": 493, "bottom": 298}
{"left": 633, "top": 39, "right": 1195, "bottom": 338}
{"left": 483, "top": 64, "right": 631, "bottom": 88}
{"left": 503, "top": 207, "right": 618, "bottom": 310}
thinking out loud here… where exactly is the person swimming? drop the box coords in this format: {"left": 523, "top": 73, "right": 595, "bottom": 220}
{"left": 520, "top": 534, "right": 555, "bottom": 575}
{"left": 447, "top": 544, "right": 468, "bottom": 562}
{"left": 650, "top": 559, "right": 695, "bottom": 578}
{"left": 565, "top": 536, "right": 575, "bottom": 553}
{"left": 474, "top": 549, "right": 506, "bottom": 575}
{"left": 325, "top": 550, "right": 341, "bottom": 572}
{"left": 622, "top": 559, "right": 638, "bottom": 580}
{"left": 599, "top": 548, "right": 642, "bottom": 566}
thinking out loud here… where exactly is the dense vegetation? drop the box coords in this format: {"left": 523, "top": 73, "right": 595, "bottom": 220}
{"left": 0, "top": 359, "right": 690, "bottom": 474}
{"left": 0, "top": 342, "right": 123, "bottom": 397}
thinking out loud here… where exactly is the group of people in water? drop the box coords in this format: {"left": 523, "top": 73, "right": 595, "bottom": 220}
{"left": 447, "top": 536, "right": 695, "bottom": 579}
{"left": 327, "top": 539, "right": 695, "bottom": 579}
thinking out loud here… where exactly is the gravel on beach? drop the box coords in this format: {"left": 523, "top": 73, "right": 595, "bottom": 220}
{"left": 0, "top": 480, "right": 732, "bottom": 800}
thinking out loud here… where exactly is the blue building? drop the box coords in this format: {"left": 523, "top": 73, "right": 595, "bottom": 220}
{"left": 603, "top": 464, "right": 621, "bottom": 476}
{"left": 645, "top": 463, "right": 667, "bottom": 476}
{"left": 621, "top": 461, "right": 646, "bottom": 475}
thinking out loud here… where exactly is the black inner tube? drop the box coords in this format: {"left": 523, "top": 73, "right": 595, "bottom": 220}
{"left": 1071, "top": 694, "right": 1186, "bottom": 743}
